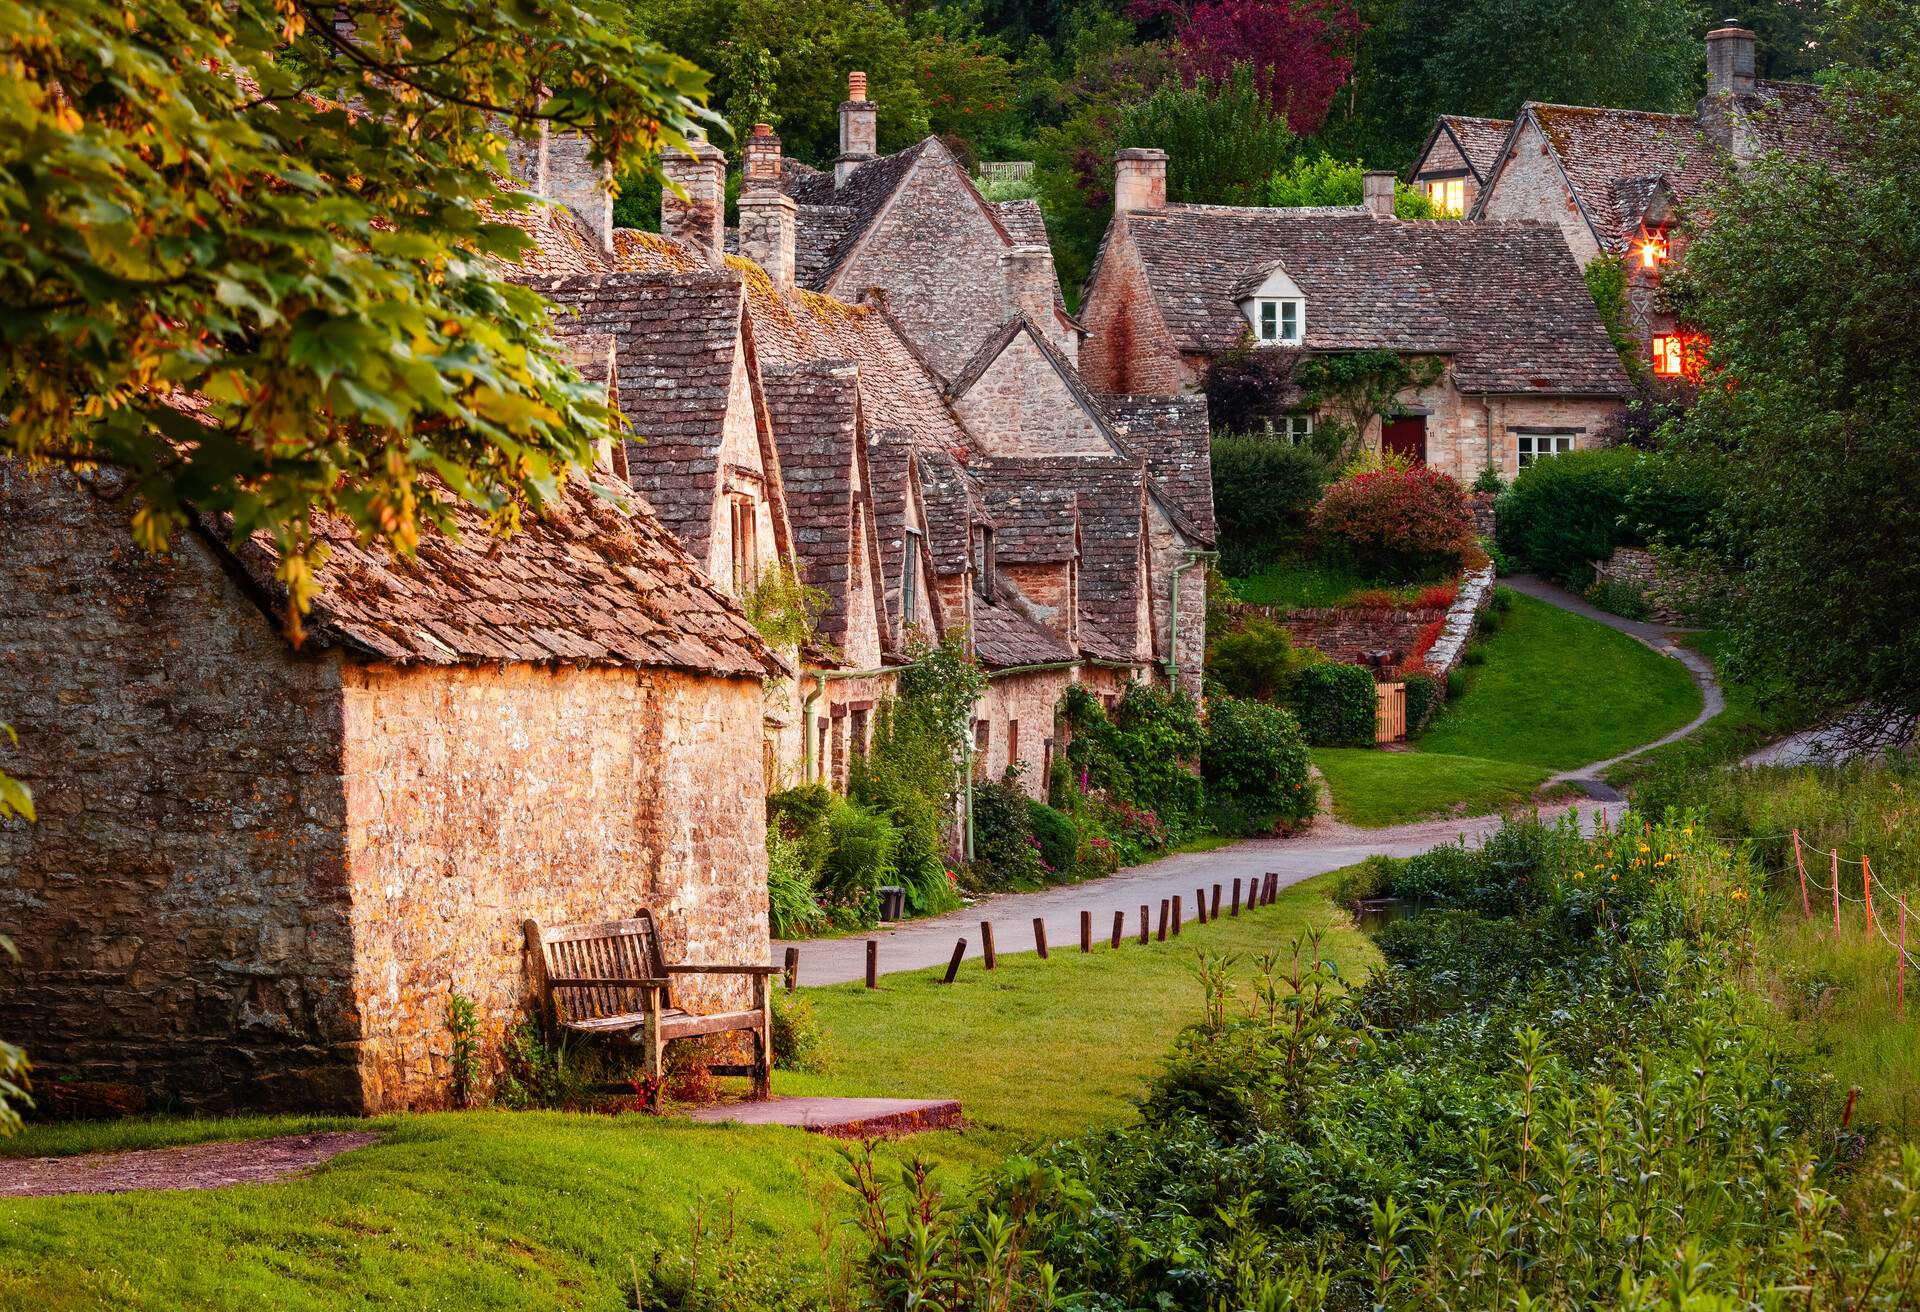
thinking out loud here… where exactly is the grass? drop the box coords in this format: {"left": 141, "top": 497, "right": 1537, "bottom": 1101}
{"left": 1313, "top": 591, "right": 1702, "bottom": 827}
{"left": 1607, "top": 630, "right": 1808, "bottom": 789}
{"left": 0, "top": 879, "right": 1375, "bottom": 1309}
{"left": 1313, "top": 748, "right": 1549, "bottom": 828}
{"left": 1229, "top": 559, "right": 1437, "bottom": 609}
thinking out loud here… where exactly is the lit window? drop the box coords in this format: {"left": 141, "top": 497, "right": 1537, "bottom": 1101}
{"left": 1516, "top": 431, "right": 1577, "bottom": 467}
{"left": 1651, "top": 333, "right": 1705, "bottom": 379}
{"left": 1424, "top": 178, "right": 1466, "bottom": 217}
{"left": 1283, "top": 412, "right": 1314, "bottom": 445}
{"left": 1254, "top": 297, "right": 1304, "bottom": 345}
{"left": 902, "top": 527, "right": 923, "bottom": 626}
{"left": 1635, "top": 229, "right": 1670, "bottom": 270}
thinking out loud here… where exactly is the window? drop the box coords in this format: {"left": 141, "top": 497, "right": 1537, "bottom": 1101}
{"left": 850, "top": 707, "right": 869, "bottom": 760}
{"left": 902, "top": 527, "right": 923, "bottom": 626}
{"left": 1635, "top": 228, "right": 1670, "bottom": 271}
{"left": 1424, "top": 178, "right": 1466, "bottom": 217}
{"left": 1283, "top": 412, "right": 1314, "bottom": 445}
{"left": 1651, "top": 332, "right": 1703, "bottom": 380}
{"left": 728, "top": 494, "right": 758, "bottom": 595}
{"left": 1007, "top": 719, "right": 1019, "bottom": 769}
{"left": 1254, "top": 297, "right": 1304, "bottom": 345}
{"left": 1515, "top": 430, "right": 1577, "bottom": 467}
{"left": 973, "top": 526, "right": 995, "bottom": 601}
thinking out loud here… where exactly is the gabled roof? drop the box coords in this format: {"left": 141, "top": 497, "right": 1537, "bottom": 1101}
{"left": 982, "top": 478, "right": 1077, "bottom": 565}
{"left": 1115, "top": 205, "right": 1628, "bottom": 396}
{"left": 1412, "top": 115, "right": 1513, "bottom": 183}
{"left": 1739, "top": 79, "right": 1845, "bottom": 161}
{"left": 1098, "top": 394, "right": 1216, "bottom": 543}
{"left": 913, "top": 443, "right": 986, "bottom": 577}
{"left": 972, "top": 583, "right": 1077, "bottom": 669}
{"left": 782, "top": 139, "right": 938, "bottom": 289}
{"left": 216, "top": 475, "right": 783, "bottom": 680}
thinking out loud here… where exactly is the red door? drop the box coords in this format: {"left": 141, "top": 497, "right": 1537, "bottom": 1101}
{"left": 1382, "top": 416, "right": 1427, "bottom": 465}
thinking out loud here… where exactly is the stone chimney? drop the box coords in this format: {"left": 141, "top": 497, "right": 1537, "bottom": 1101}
{"left": 661, "top": 135, "right": 727, "bottom": 259}
{"left": 1363, "top": 169, "right": 1396, "bottom": 219}
{"left": 836, "top": 71, "right": 878, "bottom": 188}
{"left": 740, "top": 125, "right": 797, "bottom": 292}
{"left": 508, "top": 124, "right": 614, "bottom": 255}
{"left": 1001, "top": 245, "right": 1057, "bottom": 328}
{"left": 1114, "top": 147, "right": 1167, "bottom": 213}
{"left": 1706, "top": 23, "right": 1757, "bottom": 97}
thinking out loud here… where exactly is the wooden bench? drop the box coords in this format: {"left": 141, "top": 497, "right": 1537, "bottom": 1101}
{"left": 523, "top": 910, "right": 780, "bottom": 1099}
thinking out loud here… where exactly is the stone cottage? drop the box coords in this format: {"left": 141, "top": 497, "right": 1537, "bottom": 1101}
{"left": 0, "top": 456, "right": 784, "bottom": 1114}
{"left": 1456, "top": 24, "right": 1841, "bottom": 374}
{"left": 1076, "top": 151, "right": 1629, "bottom": 480}
{"left": 1407, "top": 114, "right": 1512, "bottom": 217}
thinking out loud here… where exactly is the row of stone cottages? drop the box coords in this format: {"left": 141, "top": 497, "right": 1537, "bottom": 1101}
{"left": 0, "top": 85, "right": 1213, "bottom": 1113}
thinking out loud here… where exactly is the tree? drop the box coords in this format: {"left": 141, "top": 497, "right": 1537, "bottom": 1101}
{"left": 1118, "top": 64, "right": 1298, "bottom": 205}
{"left": 1665, "top": 19, "right": 1920, "bottom": 740}
{"left": 1139, "top": 0, "right": 1361, "bottom": 135}
{"left": 1258, "top": 150, "right": 1439, "bottom": 215}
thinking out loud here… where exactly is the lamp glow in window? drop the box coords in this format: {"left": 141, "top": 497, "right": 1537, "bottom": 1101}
{"left": 1425, "top": 178, "right": 1466, "bottom": 217}
{"left": 1635, "top": 230, "right": 1670, "bottom": 270}
{"left": 1652, "top": 333, "right": 1685, "bottom": 377}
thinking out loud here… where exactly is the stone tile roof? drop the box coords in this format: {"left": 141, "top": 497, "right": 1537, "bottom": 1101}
{"left": 782, "top": 140, "right": 933, "bottom": 288}
{"left": 983, "top": 455, "right": 1147, "bottom": 658}
{"left": 1524, "top": 104, "right": 1723, "bottom": 249}
{"left": 981, "top": 478, "right": 1077, "bottom": 565}
{"left": 1741, "top": 79, "right": 1845, "bottom": 161}
{"left": 913, "top": 443, "right": 987, "bottom": 577}
{"left": 528, "top": 272, "right": 747, "bottom": 561}
{"left": 1437, "top": 115, "right": 1513, "bottom": 181}
{"left": 972, "top": 586, "right": 1076, "bottom": 669}
{"left": 1120, "top": 206, "right": 1628, "bottom": 396}
{"left": 481, "top": 195, "right": 611, "bottom": 277}
{"left": 758, "top": 362, "right": 872, "bottom": 654}
{"left": 1099, "top": 394, "right": 1216, "bottom": 543}
{"left": 217, "top": 476, "right": 783, "bottom": 680}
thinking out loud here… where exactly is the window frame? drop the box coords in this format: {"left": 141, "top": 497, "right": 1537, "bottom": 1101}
{"left": 1253, "top": 296, "right": 1305, "bottom": 346}
{"left": 1514, "top": 429, "right": 1578, "bottom": 468}
{"left": 902, "top": 526, "right": 923, "bottom": 627}
{"left": 1424, "top": 177, "right": 1466, "bottom": 217}
{"left": 1283, "top": 412, "right": 1314, "bottom": 445}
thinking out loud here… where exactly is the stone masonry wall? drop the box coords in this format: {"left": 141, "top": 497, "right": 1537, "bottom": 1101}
{"left": 1078, "top": 224, "right": 1186, "bottom": 397}
{"left": 838, "top": 152, "right": 1016, "bottom": 379}
{"left": 0, "top": 465, "right": 363, "bottom": 1112}
{"left": 952, "top": 331, "right": 1114, "bottom": 458}
{"left": 978, "top": 668, "right": 1072, "bottom": 800}
{"left": 339, "top": 663, "right": 770, "bottom": 1112}
{"left": 1236, "top": 603, "right": 1446, "bottom": 674}
{"left": 1476, "top": 118, "right": 1603, "bottom": 267}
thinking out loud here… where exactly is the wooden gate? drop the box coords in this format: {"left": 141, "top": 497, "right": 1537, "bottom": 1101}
{"left": 1376, "top": 681, "right": 1407, "bottom": 743}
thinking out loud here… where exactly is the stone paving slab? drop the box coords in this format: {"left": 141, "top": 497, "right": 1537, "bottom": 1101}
{"left": 682, "top": 1096, "right": 962, "bottom": 1138}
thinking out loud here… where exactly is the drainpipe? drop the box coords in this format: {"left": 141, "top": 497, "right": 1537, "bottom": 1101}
{"left": 799, "top": 662, "right": 910, "bottom": 781}
{"left": 1164, "top": 550, "right": 1220, "bottom": 686}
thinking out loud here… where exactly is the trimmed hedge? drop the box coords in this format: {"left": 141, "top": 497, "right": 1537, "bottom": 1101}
{"left": 1495, "top": 448, "right": 1714, "bottom": 588}
{"left": 1211, "top": 437, "right": 1329, "bottom": 574}
{"left": 1402, "top": 670, "right": 1441, "bottom": 734}
{"left": 1202, "top": 695, "right": 1315, "bottom": 832}
{"left": 1026, "top": 799, "right": 1079, "bottom": 878}
{"left": 1294, "top": 662, "right": 1377, "bottom": 746}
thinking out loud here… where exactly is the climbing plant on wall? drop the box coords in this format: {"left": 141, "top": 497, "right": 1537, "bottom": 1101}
{"left": 1297, "top": 350, "right": 1447, "bottom": 463}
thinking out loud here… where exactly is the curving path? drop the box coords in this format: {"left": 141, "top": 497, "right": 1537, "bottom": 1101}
{"left": 778, "top": 574, "right": 1723, "bottom": 985}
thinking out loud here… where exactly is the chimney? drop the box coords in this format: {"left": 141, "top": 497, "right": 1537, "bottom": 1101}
{"left": 539, "top": 127, "right": 615, "bottom": 255}
{"left": 1114, "top": 147, "right": 1168, "bottom": 213}
{"left": 1363, "top": 169, "right": 1396, "bottom": 219}
{"left": 661, "top": 135, "right": 727, "bottom": 259}
{"left": 836, "top": 71, "right": 877, "bottom": 188}
{"left": 740, "top": 126, "right": 797, "bottom": 293}
{"left": 1001, "top": 245, "right": 1057, "bottom": 329}
{"left": 1706, "top": 23, "right": 1757, "bottom": 97}
{"left": 743, "top": 121, "right": 783, "bottom": 190}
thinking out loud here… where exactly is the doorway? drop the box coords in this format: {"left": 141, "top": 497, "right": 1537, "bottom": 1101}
{"left": 1381, "top": 415, "right": 1427, "bottom": 465}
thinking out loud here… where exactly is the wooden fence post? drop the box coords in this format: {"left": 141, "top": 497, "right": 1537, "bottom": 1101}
{"left": 1080, "top": 910, "right": 1093, "bottom": 953}
{"left": 1193, "top": 888, "right": 1207, "bottom": 925}
{"left": 1793, "top": 830, "right": 1810, "bottom": 917}
{"left": 865, "top": 939, "right": 878, "bottom": 989}
{"left": 782, "top": 946, "right": 800, "bottom": 993}
{"left": 1832, "top": 849, "right": 1842, "bottom": 937}
{"left": 1231, "top": 878, "right": 1242, "bottom": 917}
{"left": 1033, "top": 917, "right": 1049, "bottom": 959}
{"left": 981, "top": 920, "right": 997, "bottom": 971}
{"left": 1172, "top": 895, "right": 1183, "bottom": 936}
{"left": 1211, "top": 884, "right": 1222, "bottom": 920}
{"left": 943, "top": 938, "right": 968, "bottom": 984}
{"left": 1156, "top": 899, "right": 1169, "bottom": 942}
{"left": 1864, "top": 855, "right": 1876, "bottom": 936}
{"left": 1112, "top": 910, "right": 1125, "bottom": 949}
{"left": 1140, "top": 904, "right": 1151, "bottom": 945}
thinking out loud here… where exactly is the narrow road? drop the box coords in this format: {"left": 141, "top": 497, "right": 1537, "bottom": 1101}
{"left": 778, "top": 573, "right": 1720, "bottom": 985}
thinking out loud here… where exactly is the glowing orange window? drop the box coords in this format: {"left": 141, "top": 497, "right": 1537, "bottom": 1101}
{"left": 1636, "top": 231, "right": 1670, "bottom": 269}
{"left": 1652, "top": 334, "right": 1684, "bottom": 377}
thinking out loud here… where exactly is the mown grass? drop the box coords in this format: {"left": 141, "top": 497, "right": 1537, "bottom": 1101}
{"left": 0, "top": 879, "right": 1376, "bottom": 1309}
{"left": 1608, "top": 630, "right": 1807, "bottom": 789}
{"left": 1313, "top": 748, "right": 1548, "bottom": 828}
{"left": 1229, "top": 559, "right": 1432, "bottom": 609}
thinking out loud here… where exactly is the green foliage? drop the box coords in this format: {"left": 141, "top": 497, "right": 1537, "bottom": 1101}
{"left": 1059, "top": 683, "right": 1206, "bottom": 839}
{"left": 768, "top": 991, "right": 829, "bottom": 1074}
{"left": 1025, "top": 799, "right": 1078, "bottom": 876}
{"left": 767, "top": 784, "right": 899, "bottom": 926}
{"left": 1118, "top": 64, "right": 1297, "bottom": 207}
{"left": 1296, "top": 350, "right": 1445, "bottom": 461}
{"left": 764, "top": 825, "right": 823, "bottom": 939}
{"left": 1258, "top": 151, "right": 1440, "bottom": 217}
{"left": 740, "top": 563, "right": 830, "bottom": 651}
{"left": 1200, "top": 695, "right": 1314, "bottom": 833}
{"left": 1470, "top": 465, "right": 1504, "bottom": 495}
{"left": 1208, "top": 434, "right": 1330, "bottom": 572}
{"left": 1494, "top": 446, "right": 1713, "bottom": 588}
{"left": 1581, "top": 253, "right": 1644, "bottom": 380}
{"left": 446, "top": 992, "right": 482, "bottom": 1110}
{"left": 495, "top": 1021, "right": 594, "bottom": 1111}
{"left": 1293, "top": 663, "right": 1376, "bottom": 747}
{"left": 816, "top": 802, "right": 898, "bottom": 916}
{"left": 1332, "top": 853, "right": 1397, "bottom": 908}
{"left": 3, "top": 0, "right": 713, "bottom": 628}
{"left": 1206, "top": 615, "right": 1320, "bottom": 704}
{"left": 1665, "top": 22, "right": 1920, "bottom": 733}
{"left": 1583, "top": 575, "right": 1651, "bottom": 621}
{"left": 1401, "top": 670, "right": 1440, "bottom": 733}
{"left": 1313, "top": 464, "right": 1480, "bottom": 582}
{"left": 968, "top": 779, "right": 1043, "bottom": 889}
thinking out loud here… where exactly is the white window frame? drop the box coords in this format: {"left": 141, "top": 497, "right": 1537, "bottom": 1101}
{"left": 1283, "top": 412, "right": 1314, "bottom": 445}
{"left": 1255, "top": 296, "right": 1304, "bottom": 346}
{"left": 1515, "top": 430, "right": 1578, "bottom": 468}
{"left": 1424, "top": 177, "right": 1466, "bottom": 217}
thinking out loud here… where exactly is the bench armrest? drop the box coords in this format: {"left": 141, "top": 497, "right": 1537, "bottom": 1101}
{"left": 546, "top": 976, "right": 667, "bottom": 988}
{"left": 663, "top": 964, "right": 785, "bottom": 976}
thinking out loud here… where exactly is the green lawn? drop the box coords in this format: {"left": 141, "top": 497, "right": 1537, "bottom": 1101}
{"left": 1230, "top": 559, "right": 1437, "bottom": 609}
{"left": 1313, "top": 747, "right": 1550, "bottom": 828}
{"left": 1314, "top": 592, "right": 1702, "bottom": 827}
{"left": 1606, "top": 630, "right": 1806, "bottom": 789}
{"left": 0, "top": 880, "right": 1375, "bottom": 1309}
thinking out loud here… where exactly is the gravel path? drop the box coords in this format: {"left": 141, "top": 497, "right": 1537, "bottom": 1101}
{"left": 0, "top": 1131, "right": 382, "bottom": 1198}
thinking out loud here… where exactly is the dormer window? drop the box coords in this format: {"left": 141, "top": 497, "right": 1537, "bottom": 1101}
{"left": 1255, "top": 297, "right": 1304, "bottom": 345}
{"left": 1424, "top": 178, "right": 1466, "bottom": 217}
{"left": 1635, "top": 228, "right": 1670, "bottom": 271}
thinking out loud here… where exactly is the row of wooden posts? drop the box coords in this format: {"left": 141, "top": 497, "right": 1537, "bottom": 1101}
{"left": 777, "top": 872, "right": 1286, "bottom": 992}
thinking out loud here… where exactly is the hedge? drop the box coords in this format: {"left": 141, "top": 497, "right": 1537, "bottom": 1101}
{"left": 1210, "top": 437, "right": 1329, "bottom": 574}
{"left": 1294, "top": 662, "right": 1377, "bottom": 746}
{"left": 1202, "top": 695, "right": 1315, "bottom": 832}
{"left": 1495, "top": 448, "right": 1714, "bottom": 588}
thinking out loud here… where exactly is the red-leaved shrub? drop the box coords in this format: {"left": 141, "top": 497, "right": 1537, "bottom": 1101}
{"left": 1313, "top": 465, "right": 1479, "bottom": 581}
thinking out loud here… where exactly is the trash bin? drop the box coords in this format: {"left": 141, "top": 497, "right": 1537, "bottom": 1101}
{"left": 878, "top": 885, "right": 906, "bottom": 921}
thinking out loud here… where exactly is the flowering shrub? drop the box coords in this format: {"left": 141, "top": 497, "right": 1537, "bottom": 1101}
{"left": 968, "top": 779, "right": 1044, "bottom": 891}
{"left": 1313, "top": 464, "right": 1479, "bottom": 581}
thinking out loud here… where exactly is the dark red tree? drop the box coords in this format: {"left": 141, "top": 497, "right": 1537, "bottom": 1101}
{"left": 1133, "top": 0, "right": 1362, "bottom": 136}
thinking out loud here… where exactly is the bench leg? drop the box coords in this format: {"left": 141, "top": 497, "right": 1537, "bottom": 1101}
{"left": 753, "top": 974, "right": 772, "bottom": 1100}
{"left": 642, "top": 989, "right": 664, "bottom": 1101}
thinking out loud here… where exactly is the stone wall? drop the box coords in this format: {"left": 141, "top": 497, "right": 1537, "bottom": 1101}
{"left": 1077, "top": 224, "right": 1187, "bottom": 397}
{"left": 1476, "top": 117, "right": 1603, "bottom": 267}
{"left": 952, "top": 330, "right": 1114, "bottom": 457}
{"left": 1234, "top": 602, "right": 1447, "bottom": 676}
{"left": 0, "top": 465, "right": 363, "bottom": 1112}
{"left": 977, "top": 667, "right": 1073, "bottom": 799}
{"left": 1592, "top": 546, "right": 1704, "bottom": 624}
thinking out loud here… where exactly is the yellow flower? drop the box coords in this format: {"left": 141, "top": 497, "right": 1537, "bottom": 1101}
{"left": 1611, "top": 873, "right": 1619, "bottom": 882}
{"left": 1731, "top": 888, "right": 1749, "bottom": 902}
{"left": 1638, "top": 843, "right": 1651, "bottom": 853}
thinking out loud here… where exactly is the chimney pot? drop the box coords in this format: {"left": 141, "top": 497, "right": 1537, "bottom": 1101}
{"left": 1113, "top": 147, "right": 1168, "bottom": 213}
{"left": 1363, "top": 169, "right": 1396, "bottom": 219}
{"left": 661, "top": 136, "right": 727, "bottom": 261}
{"left": 848, "top": 71, "right": 868, "bottom": 102}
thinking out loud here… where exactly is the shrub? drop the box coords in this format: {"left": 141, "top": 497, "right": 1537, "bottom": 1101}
{"left": 970, "top": 779, "right": 1044, "bottom": 889}
{"left": 1389, "top": 841, "right": 1478, "bottom": 901}
{"left": 770, "top": 992, "right": 830, "bottom": 1073}
{"left": 1206, "top": 615, "right": 1319, "bottom": 703}
{"left": 816, "top": 800, "right": 899, "bottom": 919}
{"left": 1293, "top": 662, "right": 1376, "bottom": 747}
{"left": 764, "top": 826, "right": 823, "bottom": 939}
{"left": 1471, "top": 465, "right": 1506, "bottom": 494}
{"left": 1332, "top": 853, "right": 1397, "bottom": 908}
{"left": 1402, "top": 671, "right": 1440, "bottom": 733}
{"left": 1061, "top": 684, "right": 1207, "bottom": 838}
{"left": 1073, "top": 830, "right": 1122, "bottom": 880}
{"left": 1201, "top": 695, "right": 1314, "bottom": 831}
{"left": 1495, "top": 447, "right": 1713, "bottom": 587}
{"left": 1313, "top": 464, "right": 1479, "bottom": 581}
{"left": 1026, "top": 800, "right": 1079, "bottom": 878}
{"left": 1210, "top": 435, "right": 1329, "bottom": 573}
{"left": 1585, "top": 576, "right": 1651, "bottom": 620}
